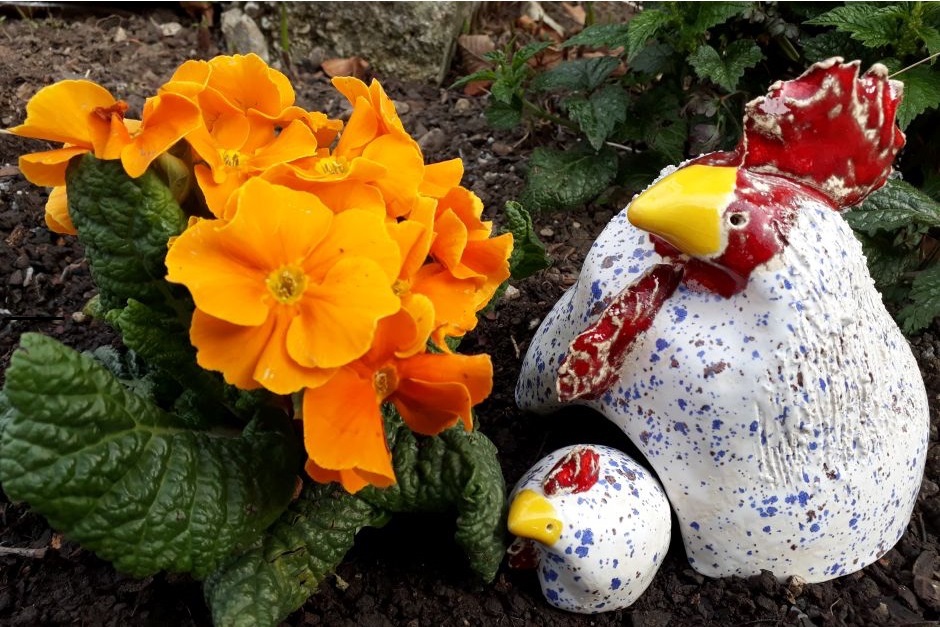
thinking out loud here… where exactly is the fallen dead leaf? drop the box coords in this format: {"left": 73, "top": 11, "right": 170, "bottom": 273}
{"left": 562, "top": 2, "right": 586, "bottom": 25}
{"left": 321, "top": 56, "right": 370, "bottom": 80}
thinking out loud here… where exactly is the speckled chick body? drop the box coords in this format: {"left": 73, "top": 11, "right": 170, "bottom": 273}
{"left": 510, "top": 444, "right": 672, "bottom": 613}
{"left": 516, "top": 196, "right": 930, "bottom": 582}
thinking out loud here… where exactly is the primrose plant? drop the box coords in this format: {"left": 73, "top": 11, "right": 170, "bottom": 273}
{"left": 0, "top": 54, "right": 511, "bottom": 625}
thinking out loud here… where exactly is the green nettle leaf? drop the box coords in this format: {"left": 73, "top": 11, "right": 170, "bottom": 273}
{"left": 645, "top": 113, "right": 689, "bottom": 164}
{"left": 899, "top": 262, "right": 940, "bottom": 333}
{"left": 521, "top": 145, "right": 619, "bottom": 212}
{"left": 0, "top": 333, "right": 300, "bottom": 579}
{"left": 67, "top": 154, "right": 187, "bottom": 312}
{"left": 625, "top": 7, "right": 674, "bottom": 60}
{"left": 800, "top": 30, "right": 863, "bottom": 64}
{"left": 485, "top": 99, "right": 524, "bottom": 130}
{"left": 630, "top": 42, "right": 678, "bottom": 75}
{"left": 846, "top": 179, "right": 940, "bottom": 236}
{"left": 852, "top": 231, "right": 919, "bottom": 297}
{"left": 533, "top": 57, "right": 622, "bottom": 93}
{"left": 490, "top": 77, "right": 518, "bottom": 105}
{"left": 806, "top": 3, "right": 904, "bottom": 50}
{"left": 564, "top": 85, "right": 629, "bottom": 150}
{"left": 688, "top": 41, "right": 764, "bottom": 92}
{"left": 562, "top": 23, "right": 631, "bottom": 50}
{"left": 204, "top": 483, "right": 386, "bottom": 627}
{"left": 894, "top": 65, "right": 940, "bottom": 129}
{"left": 503, "top": 201, "right": 551, "bottom": 279}
{"left": 686, "top": 1, "right": 751, "bottom": 34}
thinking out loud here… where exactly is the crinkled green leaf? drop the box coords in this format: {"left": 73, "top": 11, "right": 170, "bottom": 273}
{"left": 357, "top": 412, "right": 506, "bottom": 582}
{"left": 852, "top": 231, "right": 919, "bottom": 298}
{"left": 564, "top": 85, "right": 629, "bottom": 150}
{"left": 204, "top": 483, "right": 386, "bottom": 627}
{"left": 806, "top": 3, "right": 905, "bottom": 49}
{"left": 894, "top": 65, "right": 940, "bottom": 129}
{"left": 899, "top": 261, "right": 940, "bottom": 333}
{"left": 626, "top": 7, "right": 674, "bottom": 60}
{"left": 562, "top": 23, "right": 631, "bottom": 50}
{"left": 688, "top": 41, "right": 763, "bottom": 92}
{"left": 0, "top": 333, "right": 300, "bottom": 579}
{"left": 800, "top": 30, "right": 863, "bottom": 64}
{"left": 630, "top": 42, "right": 678, "bottom": 75}
{"left": 533, "top": 56, "right": 621, "bottom": 93}
{"left": 66, "top": 154, "right": 187, "bottom": 312}
{"left": 521, "top": 145, "right": 619, "bottom": 212}
{"left": 846, "top": 179, "right": 940, "bottom": 236}
{"left": 686, "top": 2, "right": 751, "bottom": 34}
{"left": 503, "top": 201, "right": 550, "bottom": 279}
{"left": 485, "top": 99, "right": 524, "bottom": 130}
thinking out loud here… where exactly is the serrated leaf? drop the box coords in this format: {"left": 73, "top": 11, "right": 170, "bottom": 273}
{"left": 490, "top": 77, "right": 517, "bottom": 105}
{"left": 626, "top": 7, "right": 674, "bottom": 60}
{"left": 357, "top": 412, "right": 506, "bottom": 582}
{"left": 846, "top": 179, "right": 940, "bottom": 236}
{"left": 899, "top": 262, "right": 940, "bottom": 333}
{"left": 630, "top": 41, "right": 678, "bottom": 75}
{"left": 686, "top": 2, "right": 751, "bottom": 33}
{"left": 521, "top": 145, "right": 619, "bottom": 212}
{"left": 204, "top": 482, "right": 385, "bottom": 627}
{"left": 533, "top": 56, "right": 621, "bottom": 93}
{"left": 0, "top": 333, "right": 299, "bottom": 579}
{"left": 67, "top": 154, "right": 187, "bottom": 312}
{"left": 562, "top": 23, "right": 631, "bottom": 50}
{"left": 450, "top": 69, "right": 498, "bottom": 90}
{"left": 688, "top": 41, "right": 763, "bottom": 92}
{"left": 513, "top": 41, "right": 554, "bottom": 67}
{"left": 806, "top": 4, "right": 904, "bottom": 49}
{"left": 894, "top": 65, "right": 940, "bottom": 129}
{"left": 484, "top": 99, "right": 523, "bottom": 130}
{"left": 852, "top": 230, "right": 920, "bottom": 295}
{"left": 917, "top": 25, "right": 940, "bottom": 55}
{"left": 564, "top": 85, "right": 629, "bottom": 150}
{"left": 800, "top": 31, "right": 863, "bottom": 64}
{"left": 503, "top": 201, "right": 550, "bottom": 279}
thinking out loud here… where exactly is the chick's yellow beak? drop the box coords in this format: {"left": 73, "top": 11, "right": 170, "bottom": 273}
{"left": 627, "top": 164, "right": 738, "bottom": 257}
{"left": 507, "top": 489, "right": 563, "bottom": 546}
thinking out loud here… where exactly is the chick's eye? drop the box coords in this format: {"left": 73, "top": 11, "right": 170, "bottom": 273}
{"left": 728, "top": 212, "right": 748, "bottom": 227}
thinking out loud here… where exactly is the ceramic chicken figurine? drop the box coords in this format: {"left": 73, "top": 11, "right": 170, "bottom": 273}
{"left": 506, "top": 444, "right": 672, "bottom": 613}
{"left": 514, "top": 58, "right": 931, "bottom": 602}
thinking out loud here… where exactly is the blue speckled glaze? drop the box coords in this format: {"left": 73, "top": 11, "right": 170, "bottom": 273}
{"left": 516, "top": 198, "right": 930, "bottom": 583}
{"left": 510, "top": 445, "right": 671, "bottom": 613}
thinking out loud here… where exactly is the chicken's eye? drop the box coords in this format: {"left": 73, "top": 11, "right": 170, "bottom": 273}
{"left": 728, "top": 212, "right": 748, "bottom": 227}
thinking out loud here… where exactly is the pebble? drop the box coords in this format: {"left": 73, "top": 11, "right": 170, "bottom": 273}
{"left": 492, "top": 141, "right": 513, "bottom": 156}
{"left": 453, "top": 98, "right": 472, "bottom": 114}
{"left": 417, "top": 128, "right": 446, "bottom": 153}
{"left": 502, "top": 285, "right": 520, "bottom": 301}
{"left": 539, "top": 227, "right": 554, "bottom": 238}
{"left": 158, "top": 22, "right": 183, "bottom": 37}
{"left": 113, "top": 26, "right": 127, "bottom": 43}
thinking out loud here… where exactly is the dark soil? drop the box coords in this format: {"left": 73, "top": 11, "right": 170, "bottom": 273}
{"left": 2, "top": 6, "right": 940, "bottom": 627}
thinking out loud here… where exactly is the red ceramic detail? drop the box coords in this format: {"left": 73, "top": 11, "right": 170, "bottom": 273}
{"left": 542, "top": 447, "right": 601, "bottom": 496}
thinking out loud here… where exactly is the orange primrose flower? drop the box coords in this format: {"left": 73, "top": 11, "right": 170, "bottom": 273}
{"left": 164, "top": 178, "right": 402, "bottom": 394}
{"left": 303, "top": 301, "right": 493, "bottom": 493}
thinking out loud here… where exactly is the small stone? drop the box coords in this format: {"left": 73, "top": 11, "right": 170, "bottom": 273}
{"left": 503, "top": 285, "right": 521, "bottom": 301}
{"left": 71, "top": 311, "right": 87, "bottom": 323}
{"left": 898, "top": 584, "right": 920, "bottom": 611}
{"left": 572, "top": 221, "right": 581, "bottom": 229}
{"left": 113, "top": 26, "right": 127, "bottom": 43}
{"left": 221, "top": 8, "right": 270, "bottom": 62}
{"left": 871, "top": 602, "right": 891, "bottom": 623}
{"left": 539, "top": 227, "right": 554, "bottom": 238}
{"left": 453, "top": 98, "right": 472, "bottom": 114}
{"left": 7, "top": 269, "right": 23, "bottom": 286}
{"left": 393, "top": 100, "right": 411, "bottom": 115}
{"left": 417, "top": 128, "right": 446, "bottom": 154}
{"left": 158, "top": 22, "right": 183, "bottom": 37}
{"left": 921, "top": 478, "right": 939, "bottom": 499}
{"left": 492, "top": 141, "right": 513, "bottom": 156}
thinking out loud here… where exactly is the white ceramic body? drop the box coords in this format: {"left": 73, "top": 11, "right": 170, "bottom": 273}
{"left": 510, "top": 444, "right": 672, "bottom": 612}
{"left": 516, "top": 199, "right": 930, "bottom": 582}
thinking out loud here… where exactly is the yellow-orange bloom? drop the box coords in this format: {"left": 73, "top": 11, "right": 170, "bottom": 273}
{"left": 165, "top": 178, "right": 402, "bottom": 394}
{"left": 8, "top": 80, "right": 199, "bottom": 234}
{"left": 303, "top": 302, "right": 493, "bottom": 493}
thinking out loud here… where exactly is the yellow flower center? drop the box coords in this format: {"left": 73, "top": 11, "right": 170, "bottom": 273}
{"left": 266, "top": 265, "right": 308, "bottom": 304}
{"left": 222, "top": 149, "right": 243, "bottom": 167}
{"left": 373, "top": 365, "right": 399, "bottom": 400}
{"left": 316, "top": 156, "right": 348, "bottom": 176}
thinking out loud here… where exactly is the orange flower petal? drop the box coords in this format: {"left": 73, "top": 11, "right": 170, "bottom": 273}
{"left": 302, "top": 368, "right": 396, "bottom": 489}
{"left": 304, "top": 459, "right": 395, "bottom": 494}
{"left": 413, "top": 263, "right": 482, "bottom": 340}
{"left": 432, "top": 208, "right": 469, "bottom": 271}
{"left": 122, "top": 93, "right": 202, "bottom": 178}
{"left": 420, "top": 158, "right": 464, "bottom": 198}
{"left": 290, "top": 256, "right": 400, "bottom": 368}
{"left": 304, "top": 208, "right": 401, "bottom": 282}
{"left": 362, "top": 134, "right": 424, "bottom": 217}
{"left": 189, "top": 308, "right": 271, "bottom": 390}
{"left": 18, "top": 146, "right": 88, "bottom": 187}
{"left": 8, "top": 80, "right": 115, "bottom": 149}
{"left": 249, "top": 119, "right": 316, "bottom": 170}
{"left": 44, "top": 185, "right": 75, "bottom": 235}
{"left": 394, "top": 352, "right": 492, "bottom": 434}
{"left": 252, "top": 309, "right": 336, "bottom": 394}
{"left": 333, "top": 96, "right": 378, "bottom": 157}
{"left": 195, "top": 164, "right": 245, "bottom": 219}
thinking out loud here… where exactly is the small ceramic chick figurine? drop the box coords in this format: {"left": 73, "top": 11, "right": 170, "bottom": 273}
{"left": 514, "top": 58, "right": 930, "bottom": 596}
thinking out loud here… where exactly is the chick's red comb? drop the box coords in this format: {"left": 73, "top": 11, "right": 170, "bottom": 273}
{"left": 740, "top": 57, "right": 905, "bottom": 209}
{"left": 543, "top": 447, "right": 600, "bottom": 496}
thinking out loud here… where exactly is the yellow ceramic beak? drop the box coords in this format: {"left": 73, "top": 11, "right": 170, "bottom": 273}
{"left": 627, "top": 164, "right": 738, "bottom": 257}
{"left": 507, "top": 489, "right": 563, "bottom": 546}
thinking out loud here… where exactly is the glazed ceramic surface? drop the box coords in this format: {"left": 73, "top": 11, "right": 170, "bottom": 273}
{"left": 516, "top": 193, "right": 930, "bottom": 582}
{"left": 509, "top": 444, "right": 672, "bottom": 612}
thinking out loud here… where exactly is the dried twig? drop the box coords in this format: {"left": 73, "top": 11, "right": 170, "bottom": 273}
{"left": 0, "top": 545, "right": 48, "bottom": 559}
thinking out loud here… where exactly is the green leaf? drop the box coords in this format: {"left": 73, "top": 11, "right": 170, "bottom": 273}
{"left": 688, "top": 41, "right": 764, "bottom": 92}
{"left": 503, "top": 201, "right": 551, "bottom": 279}
{"left": 533, "top": 56, "right": 621, "bottom": 93}
{"left": 0, "top": 333, "right": 300, "bottom": 579}
{"left": 630, "top": 42, "right": 678, "bottom": 75}
{"left": 357, "top": 413, "right": 507, "bottom": 582}
{"left": 521, "top": 145, "right": 619, "bottom": 212}
{"left": 204, "top": 483, "right": 386, "bottom": 627}
{"left": 846, "top": 179, "right": 940, "bottom": 236}
{"left": 450, "top": 69, "right": 497, "bottom": 90}
{"left": 852, "top": 231, "right": 919, "bottom": 296}
{"left": 899, "top": 262, "right": 940, "bottom": 333}
{"left": 805, "top": 4, "right": 904, "bottom": 49}
{"left": 800, "top": 30, "right": 864, "bottom": 64}
{"left": 563, "top": 23, "right": 631, "bottom": 50}
{"left": 686, "top": 2, "right": 751, "bottom": 33}
{"left": 484, "top": 99, "right": 523, "bottom": 130}
{"left": 564, "top": 85, "right": 629, "bottom": 150}
{"left": 894, "top": 65, "right": 940, "bottom": 129}
{"left": 67, "top": 154, "right": 187, "bottom": 312}
{"left": 626, "top": 7, "right": 674, "bottom": 60}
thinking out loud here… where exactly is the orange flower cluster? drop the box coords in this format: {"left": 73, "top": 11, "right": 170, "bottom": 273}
{"left": 8, "top": 54, "right": 512, "bottom": 493}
